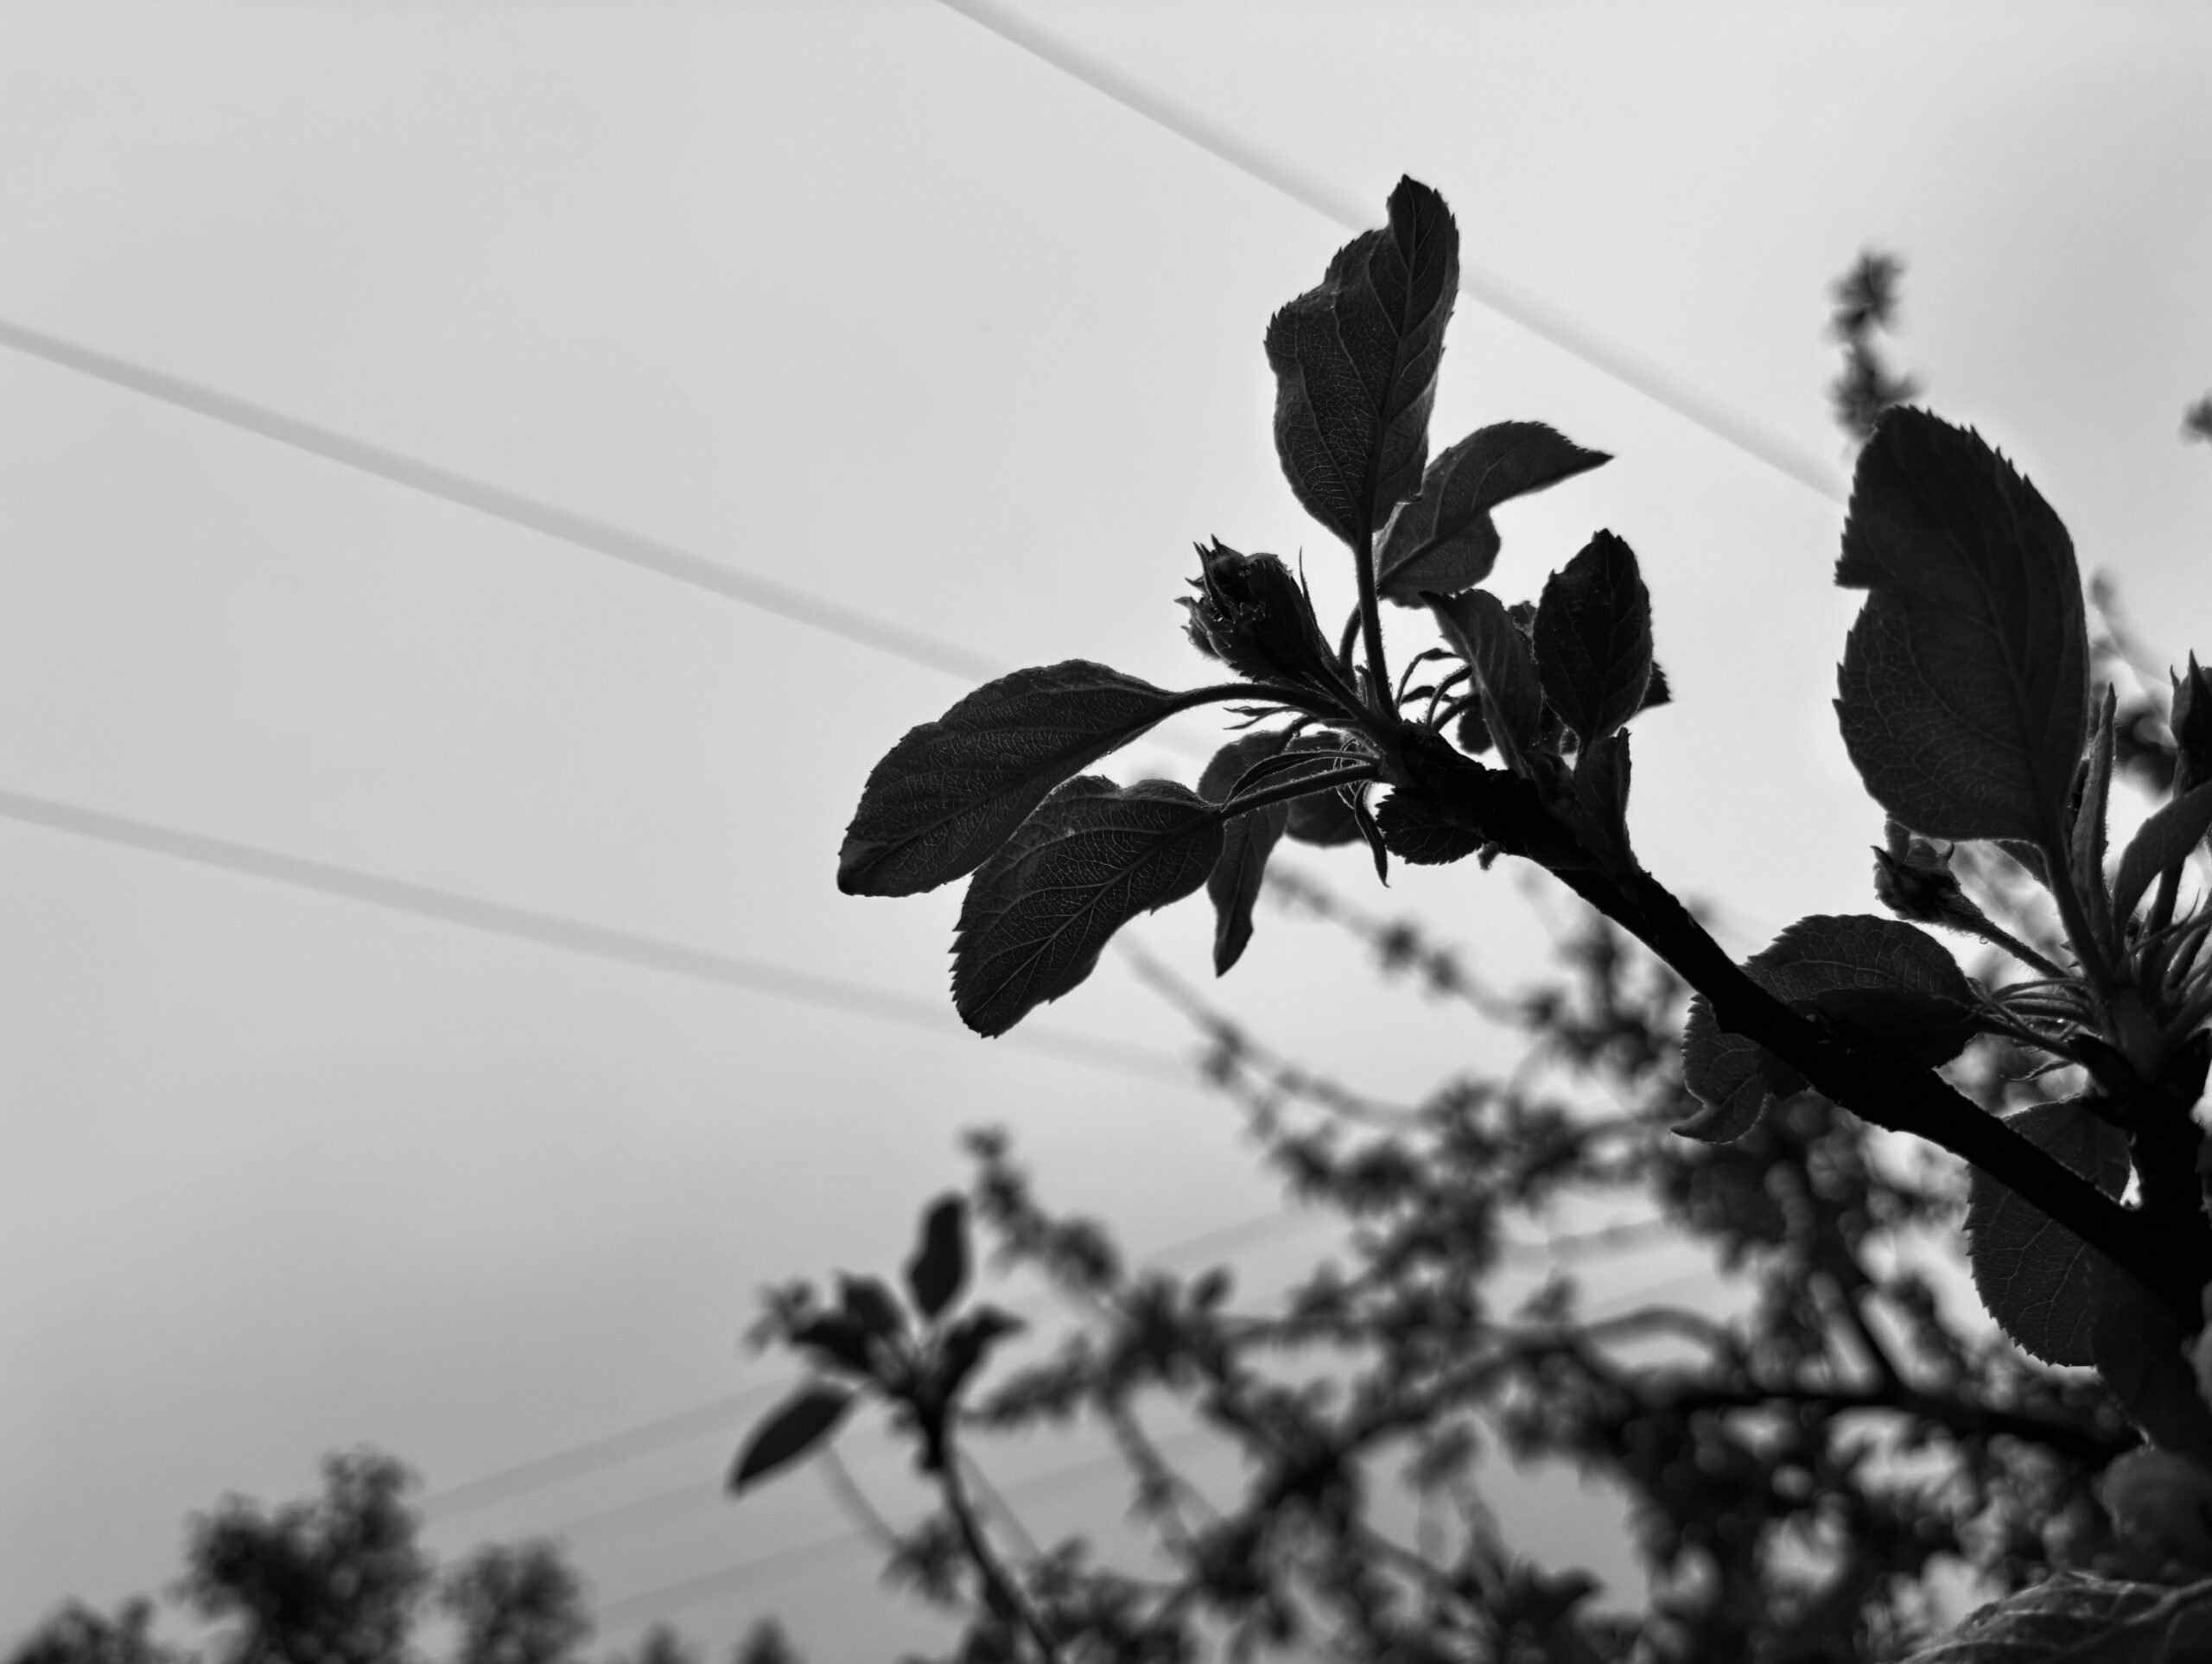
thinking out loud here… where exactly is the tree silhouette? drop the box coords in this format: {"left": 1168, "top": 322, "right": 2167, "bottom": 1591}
{"left": 6, "top": 1455, "right": 790, "bottom": 1664}
{"left": 754, "top": 179, "right": 2212, "bottom": 1660}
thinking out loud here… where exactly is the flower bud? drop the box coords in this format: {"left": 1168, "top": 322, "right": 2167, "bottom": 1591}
{"left": 1871, "top": 822, "right": 1991, "bottom": 932}
{"left": 1180, "top": 541, "right": 1343, "bottom": 690}
{"left": 2173, "top": 653, "right": 2212, "bottom": 798}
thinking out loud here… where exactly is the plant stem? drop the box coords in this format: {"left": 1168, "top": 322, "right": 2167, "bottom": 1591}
{"left": 1173, "top": 680, "right": 1351, "bottom": 723}
{"left": 1216, "top": 761, "right": 1378, "bottom": 820}
{"left": 937, "top": 1441, "right": 1061, "bottom": 1663}
{"left": 2040, "top": 835, "right": 2117, "bottom": 1000}
{"left": 1355, "top": 527, "right": 1389, "bottom": 711}
{"left": 1598, "top": 866, "right": 2209, "bottom": 1318}
{"left": 1382, "top": 727, "right": 2212, "bottom": 1316}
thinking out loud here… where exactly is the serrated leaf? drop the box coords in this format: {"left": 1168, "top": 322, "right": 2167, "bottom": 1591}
{"left": 2113, "top": 782, "right": 2212, "bottom": 927}
{"left": 1199, "top": 731, "right": 1295, "bottom": 976}
{"left": 1428, "top": 589, "right": 1543, "bottom": 772}
{"left": 952, "top": 777, "right": 1224, "bottom": 1036}
{"left": 1676, "top": 914, "right": 1978, "bottom": 1142}
{"left": 1677, "top": 992, "right": 1808, "bottom": 1142}
{"left": 1966, "top": 1099, "right": 2131, "bottom": 1366}
{"left": 840, "top": 663, "right": 1198, "bottom": 898}
{"left": 1374, "top": 422, "right": 1611, "bottom": 605}
{"left": 728, "top": 1385, "right": 852, "bottom": 1493}
{"left": 1265, "top": 177, "right": 1459, "bottom": 547}
{"left": 1899, "top": 1573, "right": 2212, "bottom": 1663}
{"left": 1376, "top": 788, "right": 1482, "bottom": 866}
{"left": 905, "top": 1196, "right": 968, "bottom": 1321}
{"left": 1834, "top": 408, "right": 2090, "bottom": 845}
{"left": 1533, "top": 531, "right": 1654, "bottom": 747}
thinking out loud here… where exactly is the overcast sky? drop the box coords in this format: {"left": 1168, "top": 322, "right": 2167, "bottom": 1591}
{"left": 2, "top": 2, "right": 2208, "bottom": 1657}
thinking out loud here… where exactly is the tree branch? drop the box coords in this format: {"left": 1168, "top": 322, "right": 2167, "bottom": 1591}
{"left": 1382, "top": 726, "right": 2212, "bottom": 1320}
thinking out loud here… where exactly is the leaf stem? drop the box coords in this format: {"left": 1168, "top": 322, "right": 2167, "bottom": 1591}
{"left": 1171, "top": 681, "right": 1350, "bottom": 723}
{"left": 1217, "top": 761, "right": 1379, "bottom": 821}
{"left": 2041, "top": 835, "right": 2117, "bottom": 1000}
{"left": 1355, "top": 527, "right": 1390, "bottom": 712}
{"left": 937, "top": 1437, "right": 1060, "bottom": 1663}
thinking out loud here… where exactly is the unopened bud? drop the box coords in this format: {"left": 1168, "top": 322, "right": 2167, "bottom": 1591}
{"left": 1180, "top": 541, "right": 1342, "bottom": 690}
{"left": 1871, "top": 822, "right": 1991, "bottom": 931}
{"left": 2173, "top": 654, "right": 2212, "bottom": 799}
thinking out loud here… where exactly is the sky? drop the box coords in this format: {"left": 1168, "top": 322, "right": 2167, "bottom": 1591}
{"left": 1, "top": 1, "right": 2208, "bottom": 1657}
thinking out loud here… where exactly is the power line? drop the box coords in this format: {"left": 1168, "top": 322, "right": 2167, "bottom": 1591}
{"left": 0, "top": 317, "right": 1001, "bottom": 683}
{"left": 423, "top": 1199, "right": 1342, "bottom": 1522}
{"left": 595, "top": 1425, "right": 1217, "bottom": 1627}
{"left": 0, "top": 782, "right": 1192, "bottom": 1084}
{"left": 424, "top": 1206, "right": 1675, "bottom": 1529}
{"left": 936, "top": 0, "right": 1847, "bottom": 505}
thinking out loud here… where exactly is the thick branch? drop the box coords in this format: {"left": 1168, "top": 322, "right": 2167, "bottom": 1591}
{"left": 1661, "top": 1381, "right": 2130, "bottom": 1466}
{"left": 938, "top": 1444, "right": 1061, "bottom": 1664}
{"left": 1607, "top": 866, "right": 2210, "bottom": 1319}
{"left": 1383, "top": 727, "right": 2212, "bottom": 1320}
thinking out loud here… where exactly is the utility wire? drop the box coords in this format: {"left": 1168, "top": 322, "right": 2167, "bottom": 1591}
{"left": 425, "top": 1205, "right": 1672, "bottom": 1528}
{"left": 0, "top": 782, "right": 1191, "bottom": 1084}
{"left": 0, "top": 317, "right": 1001, "bottom": 683}
{"left": 423, "top": 1198, "right": 1344, "bottom": 1521}
{"left": 936, "top": 0, "right": 1847, "bottom": 505}
{"left": 595, "top": 1425, "right": 1217, "bottom": 1627}
{"left": 594, "top": 1219, "right": 1707, "bottom": 1627}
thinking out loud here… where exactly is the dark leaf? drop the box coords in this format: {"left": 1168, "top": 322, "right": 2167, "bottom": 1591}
{"left": 1834, "top": 408, "right": 2090, "bottom": 845}
{"left": 1375, "top": 422, "right": 1611, "bottom": 604}
{"left": 1199, "top": 731, "right": 1296, "bottom": 976}
{"left": 2090, "top": 1257, "right": 2212, "bottom": 1467}
{"left": 1640, "top": 661, "right": 1671, "bottom": 712}
{"left": 729, "top": 1386, "right": 852, "bottom": 1494}
{"left": 1898, "top": 1572, "right": 2212, "bottom": 1663}
{"left": 938, "top": 1305, "right": 1025, "bottom": 1401}
{"left": 790, "top": 1314, "right": 875, "bottom": 1378}
{"left": 840, "top": 663, "right": 1197, "bottom": 898}
{"left": 1676, "top": 914, "right": 1979, "bottom": 1142}
{"left": 1198, "top": 729, "right": 1294, "bottom": 805}
{"left": 904, "top": 1196, "right": 968, "bottom": 1321}
{"left": 1375, "top": 789, "right": 1481, "bottom": 866}
{"left": 1568, "top": 731, "right": 1634, "bottom": 872}
{"left": 838, "top": 1274, "right": 906, "bottom": 1338}
{"left": 1966, "top": 1098, "right": 2131, "bottom": 1366}
{"left": 1281, "top": 734, "right": 1369, "bottom": 845}
{"left": 1264, "top": 177, "right": 1459, "bottom": 547}
{"left": 1428, "top": 589, "right": 1543, "bottom": 772}
{"left": 1533, "top": 531, "right": 1654, "bottom": 747}
{"left": 1208, "top": 803, "right": 1289, "bottom": 975}
{"left": 2113, "top": 782, "right": 2212, "bottom": 927}
{"left": 1350, "top": 788, "right": 1389, "bottom": 883}
{"left": 953, "top": 777, "right": 1224, "bottom": 1036}
{"left": 1676, "top": 993, "right": 1807, "bottom": 1144}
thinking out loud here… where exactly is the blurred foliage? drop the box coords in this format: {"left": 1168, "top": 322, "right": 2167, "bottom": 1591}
{"left": 5, "top": 1454, "right": 796, "bottom": 1664}
{"left": 752, "top": 890, "right": 2152, "bottom": 1661}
